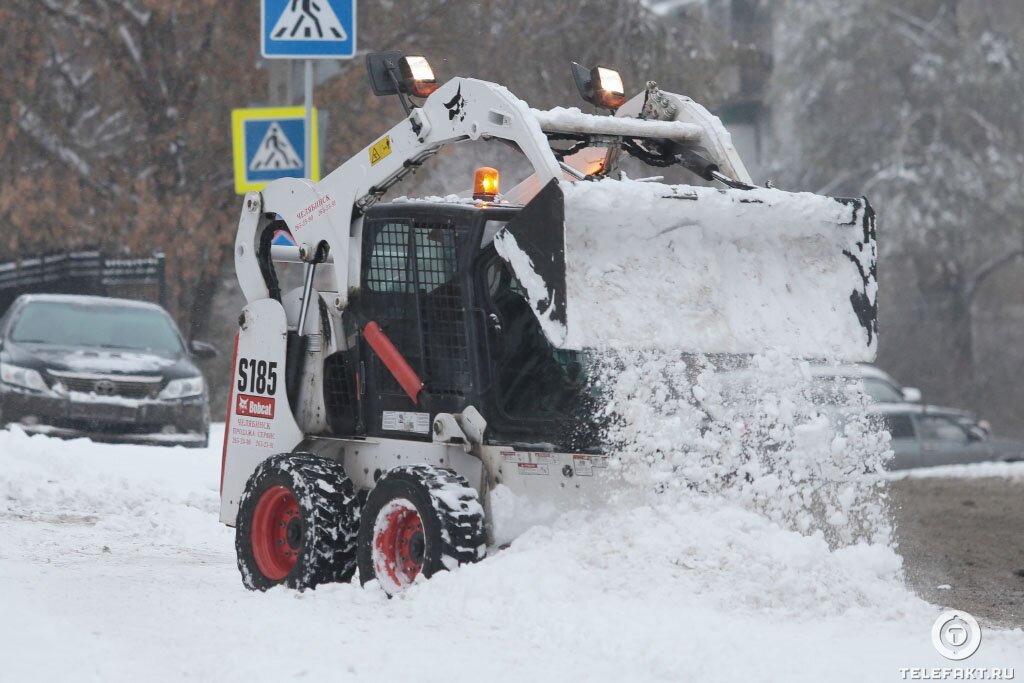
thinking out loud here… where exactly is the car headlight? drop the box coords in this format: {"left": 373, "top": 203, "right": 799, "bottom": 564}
{"left": 0, "top": 363, "right": 48, "bottom": 392}
{"left": 159, "top": 376, "right": 205, "bottom": 400}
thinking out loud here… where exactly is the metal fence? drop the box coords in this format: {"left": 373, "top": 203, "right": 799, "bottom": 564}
{"left": 0, "top": 250, "right": 166, "bottom": 315}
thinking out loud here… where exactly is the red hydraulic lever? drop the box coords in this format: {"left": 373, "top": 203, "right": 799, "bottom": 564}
{"left": 363, "top": 321, "right": 424, "bottom": 404}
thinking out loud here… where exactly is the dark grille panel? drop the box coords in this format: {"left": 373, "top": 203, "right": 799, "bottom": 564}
{"left": 415, "top": 226, "right": 469, "bottom": 396}
{"left": 48, "top": 372, "right": 162, "bottom": 399}
{"left": 323, "top": 351, "right": 357, "bottom": 433}
{"left": 69, "top": 402, "right": 138, "bottom": 423}
{"left": 365, "top": 221, "right": 422, "bottom": 401}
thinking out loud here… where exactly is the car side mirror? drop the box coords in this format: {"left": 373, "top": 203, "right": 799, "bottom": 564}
{"left": 967, "top": 426, "right": 987, "bottom": 442}
{"left": 189, "top": 340, "right": 219, "bottom": 360}
{"left": 901, "top": 387, "right": 922, "bottom": 403}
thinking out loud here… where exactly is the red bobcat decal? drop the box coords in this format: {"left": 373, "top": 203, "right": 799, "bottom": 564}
{"left": 236, "top": 394, "right": 275, "bottom": 419}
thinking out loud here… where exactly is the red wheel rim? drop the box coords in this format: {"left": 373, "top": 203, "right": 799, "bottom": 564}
{"left": 250, "top": 485, "right": 301, "bottom": 581}
{"left": 373, "top": 500, "right": 425, "bottom": 590}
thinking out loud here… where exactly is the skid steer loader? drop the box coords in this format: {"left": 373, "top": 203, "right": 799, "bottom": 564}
{"left": 221, "top": 53, "right": 877, "bottom": 594}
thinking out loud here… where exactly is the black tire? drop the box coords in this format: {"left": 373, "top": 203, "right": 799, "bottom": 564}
{"left": 357, "top": 465, "right": 486, "bottom": 594}
{"left": 235, "top": 452, "right": 359, "bottom": 591}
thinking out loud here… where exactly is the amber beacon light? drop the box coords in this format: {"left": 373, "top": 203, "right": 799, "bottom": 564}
{"left": 473, "top": 167, "right": 500, "bottom": 200}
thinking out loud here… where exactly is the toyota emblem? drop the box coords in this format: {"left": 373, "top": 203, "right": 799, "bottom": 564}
{"left": 93, "top": 379, "right": 116, "bottom": 396}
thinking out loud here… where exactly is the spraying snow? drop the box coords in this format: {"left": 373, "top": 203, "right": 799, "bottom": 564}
{"left": 593, "top": 350, "right": 891, "bottom": 546}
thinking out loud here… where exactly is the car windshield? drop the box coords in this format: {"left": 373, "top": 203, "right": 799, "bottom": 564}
{"left": 863, "top": 377, "right": 903, "bottom": 402}
{"left": 11, "top": 301, "right": 184, "bottom": 355}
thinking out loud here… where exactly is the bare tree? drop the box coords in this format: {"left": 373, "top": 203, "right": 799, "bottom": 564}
{"left": 768, "top": 0, "right": 1024, "bottom": 427}
{"left": 1, "top": 0, "right": 264, "bottom": 336}
{"left": 311, "top": 0, "right": 741, "bottom": 172}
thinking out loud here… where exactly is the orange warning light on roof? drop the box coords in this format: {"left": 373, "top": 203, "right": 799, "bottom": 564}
{"left": 473, "top": 167, "right": 500, "bottom": 201}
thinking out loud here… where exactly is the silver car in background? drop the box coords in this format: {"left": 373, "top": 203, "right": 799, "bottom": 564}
{"left": 810, "top": 363, "right": 1022, "bottom": 469}
{"left": 871, "top": 403, "right": 1024, "bottom": 470}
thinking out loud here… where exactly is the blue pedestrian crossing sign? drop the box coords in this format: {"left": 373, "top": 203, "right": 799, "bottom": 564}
{"left": 262, "top": 0, "right": 356, "bottom": 59}
{"left": 232, "top": 106, "right": 320, "bottom": 194}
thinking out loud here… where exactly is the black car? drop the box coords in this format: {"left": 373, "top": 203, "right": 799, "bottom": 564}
{"left": 0, "top": 294, "right": 215, "bottom": 447}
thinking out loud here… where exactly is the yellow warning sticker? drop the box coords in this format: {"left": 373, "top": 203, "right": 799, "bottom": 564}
{"left": 369, "top": 135, "right": 392, "bottom": 166}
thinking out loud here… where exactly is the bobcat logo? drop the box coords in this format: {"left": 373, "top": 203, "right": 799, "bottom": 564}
{"left": 236, "top": 393, "right": 275, "bottom": 419}
{"left": 444, "top": 85, "right": 467, "bottom": 122}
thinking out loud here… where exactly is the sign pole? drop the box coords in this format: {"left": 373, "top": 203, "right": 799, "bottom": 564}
{"left": 304, "top": 59, "right": 314, "bottom": 181}
{"left": 258, "top": 0, "right": 354, "bottom": 190}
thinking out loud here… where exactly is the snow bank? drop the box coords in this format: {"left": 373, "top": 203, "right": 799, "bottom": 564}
{"left": 1, "top": 426, "right": 1023, "bottom": 681}
{"left": 886, "top": 460, "right": 1024, "bottom": 481}
{"left": 0, "top": 425, "right": 224, "bottom": 548}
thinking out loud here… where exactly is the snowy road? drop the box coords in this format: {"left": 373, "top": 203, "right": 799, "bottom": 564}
{"left": 2, "top": 426, "right": 1023, "bottom": 682}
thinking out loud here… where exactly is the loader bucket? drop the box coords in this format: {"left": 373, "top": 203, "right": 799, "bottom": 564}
{"left": 494, "top": 178, "right": 877, "bottom": 361}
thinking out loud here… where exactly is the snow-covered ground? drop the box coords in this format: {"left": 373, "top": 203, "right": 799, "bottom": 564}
{"left": 2, "top": 425, "right": 1022, "bottom": 681}
{"left": 886, "top": 460, "right": 1024, "bottom": 482}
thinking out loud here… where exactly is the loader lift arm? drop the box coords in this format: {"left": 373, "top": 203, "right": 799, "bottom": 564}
{"left": 234, "top": 74, "right": 735, "bottom": 312}
{"left": 233, "top": 58, "right": 876, "bottom": 361}
{"left": 235, "top": 77, "right": 566, "bottom": 309}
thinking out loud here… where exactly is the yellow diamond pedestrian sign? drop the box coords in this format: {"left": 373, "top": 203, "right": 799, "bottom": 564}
{"left": 232, "top": 106, "right": 320, "bottom": 194}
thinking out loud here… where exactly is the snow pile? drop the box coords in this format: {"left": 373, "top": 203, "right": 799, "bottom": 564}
{"left": 559, "top": 178, "right": 877, "bottom": 360}
{"left": 486, "top": 496, "right": 909, "bottom": 620}
{"left": 0, "top": 425, "right": 224, "bottom": 549}
{"left": 61, "top": 350, "right": 177, "bottom": 373}
{"left": 391, "top": 194, "right": 480, "bottom": 205}
{"left": 2, "top": 428, "right": 1024, "bottom": 681}
{"left": 532, "top": 106, "right": 702, "bottom": 142}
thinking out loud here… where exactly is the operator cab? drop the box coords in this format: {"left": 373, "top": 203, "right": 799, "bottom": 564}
{"left": 325, "top": 200, "right": 599, "bottom": 451}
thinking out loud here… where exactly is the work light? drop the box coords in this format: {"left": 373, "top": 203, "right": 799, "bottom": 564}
{"left": 400, "top": 56, "right": 439, "bottom": 97}
{"left": 571, "top": 62, "right": 627, "bottom": 110}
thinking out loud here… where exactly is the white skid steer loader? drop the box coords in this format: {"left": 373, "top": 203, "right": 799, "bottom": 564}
{"left": 221, "top": 53, "right": 877, "bottom": 594}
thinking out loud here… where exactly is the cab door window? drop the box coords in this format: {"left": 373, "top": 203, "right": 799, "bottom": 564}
{"left": 362, "top": 219, "right": 468, "bottom": 404}
{"left": 482, "top": 256, "right": 586, "bottom": 419}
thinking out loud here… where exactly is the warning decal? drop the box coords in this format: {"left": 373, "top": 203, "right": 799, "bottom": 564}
{"left": 382, "top": 411, "right": 431, "bottom": 434}
{"left": 369, "top": 136, "right": 392, "bottom": 165}
{"left": 573, "top": 455, "right": 594, "bottom": 476}
{"left": 517, "top": 462, "right": 549, "bottom": 476}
